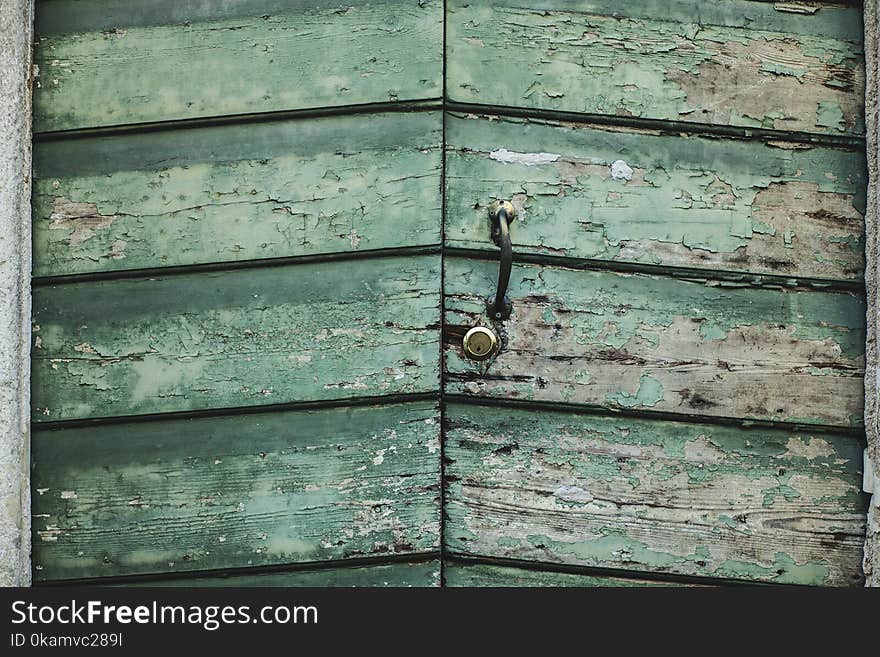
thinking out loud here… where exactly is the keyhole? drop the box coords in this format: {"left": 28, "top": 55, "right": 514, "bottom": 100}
{"left": 462, "top": 326, "right": 499, "bottom": 362}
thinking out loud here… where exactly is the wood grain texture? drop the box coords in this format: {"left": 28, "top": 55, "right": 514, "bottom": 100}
{"left": 445, "top": 562, "right": 688, "bottom": 587}
{"left": 33, "top": 0, "right": 442, "bottom": 131}
{"left": 445, "top": 403, "right": 867, "bottom": 586}
{"left": 444, "top": 257, "right": 865, "bottom": 428}
{"left": 128, "top": 559, "right": 441, "bottom": 587}
{"left": 33, "top": 111, "right": 442, "bottom": 277}
{"left": 32, "top": 401, "right": 440, "bottom": 581}
{"left": 447, "top": 0, "right": 865, "bottom": 136}
{"left": 32, "top": 254, "right": 440, "bottom": 422}
{"left": 445, "top": 114, "right": 866, "bottom": 282}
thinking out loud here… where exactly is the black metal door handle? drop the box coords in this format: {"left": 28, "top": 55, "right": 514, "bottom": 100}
{"left": 486, "top": 201, "right": 514, "bottom": 320}
{"left": 460, "top": 200, "right": 515, "bottom": 363}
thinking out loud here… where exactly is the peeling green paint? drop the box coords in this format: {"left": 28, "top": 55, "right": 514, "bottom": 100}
{"left": 698, "top": 323, "right": 728, "bottom": 342}
{"left": 607, "top": 374, "right": 664, "bottom": 408}
{"left": 34, "top": 0, "right": 444, "bottom": 131}
{"left": 445, "top": 114, "right": 866, "bottom": 282}
{"left": 445, "top": 403, "right": 866, "bottom": 585}
{"left": 817, "top": 101, "right": 847, "bottom": 132}
{"left": 526, "top": 533, "right": 684, "bottom": 569}
{"left": 34, "top": 112, "right": 443, "bottom": 277}
{"left": 444, "top": 257, "right": 865, "bottom": 427}
{"left": 33, "top": 401, "right": 441, "bottom": 581}
{"left": 33, "top": 255, "right": 441, "bottom": 422}
{"left": 761, "top": 484, "right": 803, "bottom": 507}
{"left": 448, "top": 0, "right": 864, "bottom": 136}
{"left": 712, "top": 553, "right": 830, "bottom": 586}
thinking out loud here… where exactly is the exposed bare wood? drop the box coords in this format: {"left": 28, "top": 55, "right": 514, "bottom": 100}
{"left": 445, "top": 403, "right": 866, "bottom": 586}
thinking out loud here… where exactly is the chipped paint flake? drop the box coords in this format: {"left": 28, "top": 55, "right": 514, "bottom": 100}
{"left": 553, "top": 485, "right": 594, "bottom": 505}
{"left": 610, "top": 160, "right": 634, "bottom": 181}
{"left": 48, "top": 197, "right": 118, "bottom": 245}
{"left": 106, "top": 239, "right": 127, "bottom": 260}
{"left": 781, "top": 436, "right": 836, "bottom": 460}
{"left": 38, "top": 526, "right": 63, "bottom": 542}
{"left": 607, "top": 373, "right": 664, "bottom": 408}
{"left": 489, "top": 148, "right": 560, "bottom": 166}
{"left": 817, "top": 101, "right": 846, "bottom": 132}
{"left": 773, "top": 2, "right": 819, "bottom": 15}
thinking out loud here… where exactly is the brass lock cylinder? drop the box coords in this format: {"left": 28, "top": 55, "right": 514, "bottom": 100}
{"left": 462, "top": 326, "right": 499, "bottom": 361}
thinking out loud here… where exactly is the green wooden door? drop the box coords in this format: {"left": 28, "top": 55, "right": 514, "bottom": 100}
{"left": 30, "top": 0, "right": 445, "bottom": 586}
{"left": 31, "top": 0, "right": 869, "bottom": 587}
{"left": 441, "top": 0, "right": 869, "bottom": 587}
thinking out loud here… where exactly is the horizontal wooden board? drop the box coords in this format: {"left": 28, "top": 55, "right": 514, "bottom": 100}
{"left": 444, "top": 562, "right": 688, "bottom": 587}
{"left": 33, "top": 111, "right": 442, "bottom": 277}
{"left": 444, "top": 404, "right": 867, "bottom": 586}
{"left": 443, "top": 258, "right": 865, "bottom": 428}
{"left": 127, "top": 560, "right": 440, "bottom": 587}
{"left": 445, "top": 114, "right": 866, "bottom": 282}
{"left": 447, "top": 0, "right": 865, "bottom": 136}
{"left": 32, "top": 254, "right": 440, "bottom": 422}
{"left": 32, "top": 401, "right": 440, "bottom": 581}
{"left": 33, "top": 0, "right": 442, "bottom": 131}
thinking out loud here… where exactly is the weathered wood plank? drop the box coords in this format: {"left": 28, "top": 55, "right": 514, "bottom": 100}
{"left": 33, "top": 0, "right": 443, "bottom": 131}
{"left": 445, "top": 114, "right": 866, "bottom": 282}
{"left": 32, "top": 254, "right": 440, "bottom": 422}
{"left": 445, "top": 403, "right": 866, "bottom": 586}
{"left": 444, "top": 562, "right": 689, "bottom": 587}
{"left": 444, "top": 258, "right": 865, "bottom": 428}
{"left": 127, "top": 560, "right": 441, "bottom": 587}
{"left": 32, "top": 401, "right": 441, "bottom": 581}
{"left": 33, "top": 111, "right": 442, "bottom": 277}
{"left": 447, "top": 0, "right": 865, "bottom": 136}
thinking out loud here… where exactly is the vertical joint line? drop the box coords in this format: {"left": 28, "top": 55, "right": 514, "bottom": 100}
{"left": 438, "top": 0, "right": 448, "bottom": 589}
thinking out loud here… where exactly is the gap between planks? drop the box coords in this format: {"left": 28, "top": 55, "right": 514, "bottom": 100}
{"left": 443, "top": 395, "right": 868, "bottom": 439}
{"left": 32, "top": 99, "right": 866, "bottom": 152}
{"left": 31, "top": 392, "right": 442, "bottom": 432}
{"left": 444, "top": 554, "right": 806, "bottom": 587}
{"left": 34, "top": 552, "right": 442, "bottom": 587}
{"left": 32, "top": 245, "right": 443, "bottom": 287}
{"left": 445, "top": 103, "right": 866, "bottom": 151}
{"left": 444, "top": 248, "right": 866, "bottom": 294}
{"left": 32, "top": 244, "right": 866, "bottom": 294}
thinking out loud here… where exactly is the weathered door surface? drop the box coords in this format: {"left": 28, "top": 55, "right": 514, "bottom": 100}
{"left": 30, "top": 0, "right": 445, "bottom": 585}
{"left": 31, "top": 0, "right": 870, "bottom": 587}
{"left": 441, "top": 0, "right": 869, "bottom": 586}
